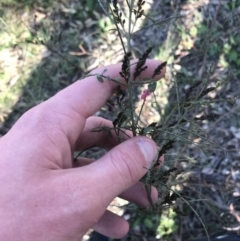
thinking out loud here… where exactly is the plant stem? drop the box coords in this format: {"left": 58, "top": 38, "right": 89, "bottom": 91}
{"left": 128, "top": 0, "right": 134, "bottom": 52}
{"left": 145, "top": 184, "right": 155, "bottom": 210}
{"left": 127, "top": 0, "right": 136, "bottom": 136}
{"left": 46, "top": 44, "right": 80, "bottom": 69}
{"left": 133, "top": 15, "right": 184, "bottom": 34}
{"left": 137, "top": 99, "right": 146, "bottom": 125}
{"left": 128, "top": 83, "right": 136, "bottom": 137}
{"left": 109, "top": 4, "right": 126, "bottom": 54}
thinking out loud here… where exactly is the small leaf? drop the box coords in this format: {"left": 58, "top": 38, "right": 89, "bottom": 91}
{"left": 148, "top": 82, "right": 157, "bottom": 92}
{"left": 229, "top": 50, "right": 238, "bottom": 62}
{"left": 143, "top": 126, "right": 155, "bottom": 134}
{"left": 108, "top": 28, "right": 117, "bottom": 32}
{"left": 141, "top": 78, "right": 155, "bottom": 81}
{"left": 102, "top": 69, "right": 107, "bottom": 74}
{"left": 114, "top": 77, "right": 121, "bottom": 82}
{"left": 106, "top": 75, "right": 111, "bottom": 81}
{"left": 96, "top": 74, "right": 104, "bottom": 82}
{"left": 144, "top": 218, "right": 153, "bottom": 229}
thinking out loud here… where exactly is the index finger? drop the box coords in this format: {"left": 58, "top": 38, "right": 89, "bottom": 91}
{"left": 15, "top": 59, "right": 165, "bottom": 147}
{"left": 52, "top": 59, "right": 165, "bottom": 143}
{"left": 53, "top": 59, "right": 165, "bottom": 118}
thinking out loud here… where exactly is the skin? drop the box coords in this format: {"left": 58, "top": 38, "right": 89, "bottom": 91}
{"left": 0, "top": 59, "right": 165, "bottom": 241}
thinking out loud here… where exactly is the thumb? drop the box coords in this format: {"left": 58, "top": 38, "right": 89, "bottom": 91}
{"left": 55, "top": 137, "right": 158, "bottom": 235}
{"left": 74, "top": 137, "right": 158, "bottom": 205}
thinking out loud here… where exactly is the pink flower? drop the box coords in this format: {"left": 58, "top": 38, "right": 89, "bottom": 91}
{"left": 141, "top": 89, "right": 152, "bottom": 100}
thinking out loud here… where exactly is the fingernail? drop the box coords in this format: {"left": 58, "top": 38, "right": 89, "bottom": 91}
{"left": 137, "top": 138, "right": 158, "bottom": 167}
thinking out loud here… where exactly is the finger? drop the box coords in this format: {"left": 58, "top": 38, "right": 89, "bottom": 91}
{"left": 74, "top": 154, "right": 163, "bottom": 169}
{"left": 65, "top": 59, "right": 165, "bottom": 119}
{"left": 93, "top": 210, "right": 129, "bottom": 239}
{"left": 68, "top": 137, "right": 159, "bottom": 208}
{"left": 75, "top": 116, "right": 132, "bottom": 151}
{"left": 52, "top": 59, "right": 165, "bottom": 146}
{"left": 120, "top": 183, "right": 158, "bottom": 207}
{"left": 74, "top": 158, "right": 158, "bottom": 207}
{"left": 15, "top": 59, "right": 165, "bottom": 146}
{"left": 56, "top": 137, "right": 158, "bottom": 234}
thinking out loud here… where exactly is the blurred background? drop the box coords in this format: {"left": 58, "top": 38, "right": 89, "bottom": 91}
{"left": 1, "top": 0, "right": 240, "bottom": 240}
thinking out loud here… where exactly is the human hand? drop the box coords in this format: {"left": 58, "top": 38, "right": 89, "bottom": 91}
{"left": 0, "top": 59, "right": 165, "bottom": 241}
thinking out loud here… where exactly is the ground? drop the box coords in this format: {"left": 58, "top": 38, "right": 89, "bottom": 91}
{"left": 0, "top": 0, "right": 240, "bottom": 240}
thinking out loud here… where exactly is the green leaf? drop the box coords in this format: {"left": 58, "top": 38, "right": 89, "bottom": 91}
{"left": 143, "top": 126, "right": 155, "bottom": 135}
{"left": 102, "top": 69, "right": 107, "bottom": 74}
{"left": 142, "top": 78, "right": 155, "bottom": 81}
{"left": 144, "top": 218, "right": 153, "bottom": 229}
{"left": 229, "top": 50, "right": 238, "bottom": 62}
{"left": 113, "top": 77, "right": 121, "bottom": 82}
{"left": 106, "top": 76, "right": 112, "bottom": 82}
{"left": 148, "top": 82, "right": 157, "bottom": 92}
{"left": 96, "top": 74, "right": 103, "bottom": 83}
